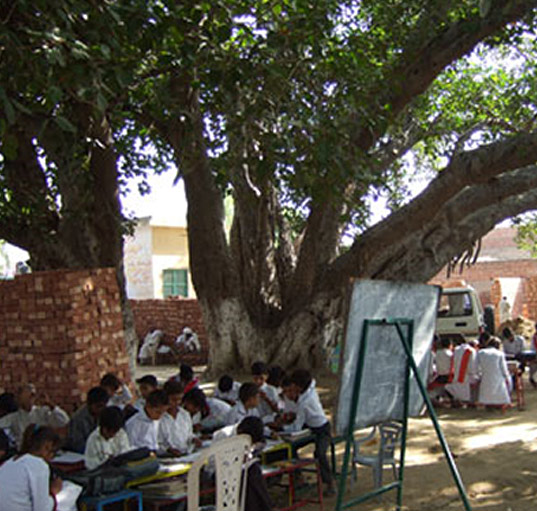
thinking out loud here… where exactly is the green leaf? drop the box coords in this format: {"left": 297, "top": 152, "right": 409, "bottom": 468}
{"left": 54, "top": 116, "right": 77, "bottom": 133}
{"left": 2, "top": 133, "right": 19, "bottom": 160}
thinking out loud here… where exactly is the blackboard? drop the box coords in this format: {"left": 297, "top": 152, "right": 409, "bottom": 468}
{"left": 334, "top": 279, "right": 441, "bottom": 434}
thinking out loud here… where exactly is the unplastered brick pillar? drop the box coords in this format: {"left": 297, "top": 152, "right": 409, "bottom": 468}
{"left": 0, "top": 268, "right": 131, "bottom": 413}
{"left": 490, "top": 279, "right": 503, "bottom": 329}
{"left": 525, "top": 276, "right": 537, "bottom": 322}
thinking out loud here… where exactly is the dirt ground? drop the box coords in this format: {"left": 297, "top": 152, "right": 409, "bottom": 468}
{"left": 136, "top": 365, "right": 537, "bottom": 511}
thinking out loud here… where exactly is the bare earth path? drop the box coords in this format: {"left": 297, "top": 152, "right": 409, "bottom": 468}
{"left": 136, "top": 365, "right": 537, "bottom": 510}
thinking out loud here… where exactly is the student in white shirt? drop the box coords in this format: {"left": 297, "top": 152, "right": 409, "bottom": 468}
{"left": 283, "top": 369, "right": 334, "bottom": 496}
{"left": 158, "top": 380, "right": 198, "bottom": 455}
{"left": 0, "top": 425, "right": 62, "bottom": 511}
{"left": 477, "top": 337, "right": 512, "bottom": 407}
{"left": 280, "top": 378, "right": 298, "bottom": 418}
{"left": 182, "top": 388, "right": 231, "bottom": 433}
{"left": 133, "top": 375, "right": 159, "bottom": 411}
{"left": 445, "top": 340, "right": 478, "bottom": 403}
{"left": 84, "top": 407, "right": 131, "bottom": 470}
{"left": 0, "top": 384, "right": 69, "bottom": 449}
{"left": 226, "top": 383, "right": 262, "bottom": 425}
{"left": 214, "top": 375, "right": 241, "bottom": 405}
{"left": 125, "top": 390, "right": 168, "bottom": 451}
{"left": 100, "top": 373, "right": 133, "bottom": 409}
{"left": 251, "top": 361, "right": 281, "bottom": 417}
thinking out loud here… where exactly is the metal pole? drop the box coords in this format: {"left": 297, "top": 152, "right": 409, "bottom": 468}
{"left": 335, "top": 320, "right": 371, "bottom": 511}
{"left": 394, "top": 323, "right": 473, "bottom": 511}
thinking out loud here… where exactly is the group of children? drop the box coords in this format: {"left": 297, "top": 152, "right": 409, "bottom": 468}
{"left": 0, "top": 361, "right": 335, "bottom": 510}
{"left": 428, "top": 330, "right": 520, "bottom": 408}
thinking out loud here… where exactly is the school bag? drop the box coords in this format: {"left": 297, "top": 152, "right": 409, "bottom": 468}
{"left": 62, "top": 448, "right": 159, "bottom": 496}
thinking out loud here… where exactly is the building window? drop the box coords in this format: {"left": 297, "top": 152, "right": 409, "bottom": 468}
{"left": 163, "top": 269, "right": 188, "bottom": 298}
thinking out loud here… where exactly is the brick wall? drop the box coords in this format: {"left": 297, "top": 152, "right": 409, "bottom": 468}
{"left": 0, "top": 268, "right": 131, "bottom": 413}
{"left": 129, "top": 298, "right": 208, "bottom": 366}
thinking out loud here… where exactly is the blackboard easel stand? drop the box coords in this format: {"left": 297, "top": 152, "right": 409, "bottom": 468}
{"left": 334, "top": 318, "right": 472, "bottom": 511}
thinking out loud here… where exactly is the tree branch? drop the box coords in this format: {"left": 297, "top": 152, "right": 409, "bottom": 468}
{"left": 326, "top": 131, "right": 537, "bottom": 289}
{"left": 351, "top": 0, "right": 537, "bottom": 150}
{"left": 373, "top": 165, "right": 537, "bottom": 282}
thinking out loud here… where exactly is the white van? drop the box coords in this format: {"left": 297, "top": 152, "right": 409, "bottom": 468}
{"left": 436, "top": 286, "right": 485, "bottom": 342}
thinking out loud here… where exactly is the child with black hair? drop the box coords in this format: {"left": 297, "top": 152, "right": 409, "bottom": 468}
{"left": 0, "top": 383, "right": 69, "bottom": 450}
{"left": 100, "top": 373, "right": 133, "bottom": 409}
{"left": 251, "top": 361, "right": 281, "bottom": 416}
{"left": 0, "top": 429, "right": 9, "bottom": 463}
{"left": 0, "top": 425, "right": 62, "bottom": 511}
{"left": 226, "top": 383, "right": 262, "bottom": 425}
{"left": 182, "top": 388, "right": 231, "bottom": 433}
{"left": 284, "top": 369, "right": 335, "bottom": 496}
{"left": 66, "top": 386, "right": 110, "bottom": 453}
{"left": 176, "top": 364, "right": 199, "bottom": 395}
{"left": 267, "top": 366, "right": 285, "bottom": 390}
{"left": 84, "top": 406, "right": 131, "bottom": 470}
{"left": 158, "top": 380, "right": 199, "bottom": 455}
{"left": 280, "top": 377, "right": 298, "bottom": 419}
{"left": 125, "top": 389, "right": 169, "bottom": 451}
{"left": 0, "top": 392, "right": 17, "bottom": 418}
{"left": 237, "top": 417, "right": 273, "bottom": 511}
{"left": 213, "top": 375, "right": 241, "bottom": 405}
{"left": 133, "top": 374, "right": 159, "bottom": 411}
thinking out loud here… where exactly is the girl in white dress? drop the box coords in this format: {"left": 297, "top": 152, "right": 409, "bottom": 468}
{"left": 0, "top": 425, "right": 62, "bottom": 511}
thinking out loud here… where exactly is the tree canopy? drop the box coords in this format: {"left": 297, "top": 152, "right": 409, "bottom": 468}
{"left": 2, "top": 0, "right": 537, "bottom": 369}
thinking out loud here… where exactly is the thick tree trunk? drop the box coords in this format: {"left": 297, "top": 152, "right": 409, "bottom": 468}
{"left": 202, "top": 292, "right": 344, "bottom": 374}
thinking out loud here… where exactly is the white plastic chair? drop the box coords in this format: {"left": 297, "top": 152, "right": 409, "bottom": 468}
{"left": 352, "top": 421, "right": 402, "bottom": 489}
{"left": 187, "top": 434, "right": 252, "bottom": 511}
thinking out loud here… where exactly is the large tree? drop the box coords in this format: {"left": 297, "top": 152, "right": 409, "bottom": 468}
{"left": 2, "top": 1, "right": 537, "bottom": 372}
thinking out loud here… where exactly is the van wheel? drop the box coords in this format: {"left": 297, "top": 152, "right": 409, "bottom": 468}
{"left": 484, "top": 305, "right": 495, "bottom": 334}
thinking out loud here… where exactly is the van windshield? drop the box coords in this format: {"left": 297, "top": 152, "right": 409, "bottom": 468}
{"left": 437, "top": 291, "right": 473, "bottom": 317}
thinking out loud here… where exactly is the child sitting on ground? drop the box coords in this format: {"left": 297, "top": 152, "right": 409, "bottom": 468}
{"left": 251, "top": 361, "right": 281, "bottom": 417}
{"left": 100, "top": 373, "right": 133, "bottom": 409}
{"left": 213, "top": 375, "right": 241, "bottom": 405}
{"left": 84, "top": 406, "right": 131, "bottom": 470}
{"left": 158, "top": 380, "right": 200, "bottom": 456}
{"left": 0, "top": 425, "right": 62, "bottom": 511}
{"left": 125, "top": 390, "right": 169, "bottom": 451}
{"left": 281, "top": 369, "right": 335, "bottom": 496}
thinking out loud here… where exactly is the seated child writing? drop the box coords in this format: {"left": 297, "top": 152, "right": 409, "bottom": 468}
{"left": 158, "top": 380, "right": 200, "bottom": 456}
{"left": 226, "top": 383, "right": 262, "bottom": 426}
{"left": 66, "top": 387, "right": 109, "bottom": 454}
{"left": 84, "top": 406, "right": 131, "bottom": 470}
{"left": 182, "top": 388, "right": 231, "bottom": 433}
{"left": 0, "top": 383, "right": 69, "bottom": 450}
{"left": 125, "top": 390, "right": 168, "bottom": 451}
{"left": 100, "top": 373, "right": 133, "bottom": 409}
{"left": 213, "top": 375, "right": 241, "bottom": 405}
{"left": 251, "top": 362, "right": 281, "bottom": 417}
{"left": 0, "top": 425, "right": 62, "bottom": 511}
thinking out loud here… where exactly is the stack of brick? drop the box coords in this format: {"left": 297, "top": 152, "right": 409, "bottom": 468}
{"left": 0, "top": 268, "right": 131, "bottom": 413}
{"left": 129, "top": 298, "right": 208, "bottom": 365}
{"left": 524, "top": 277, "right": 537, "bottom": 323}
{"left": 490, "top": 279, "right": 503, "bottom": 330}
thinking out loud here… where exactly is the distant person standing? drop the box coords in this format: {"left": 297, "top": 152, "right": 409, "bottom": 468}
{"left": 499, "top": 296, "right": 511, "bottom": 324}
